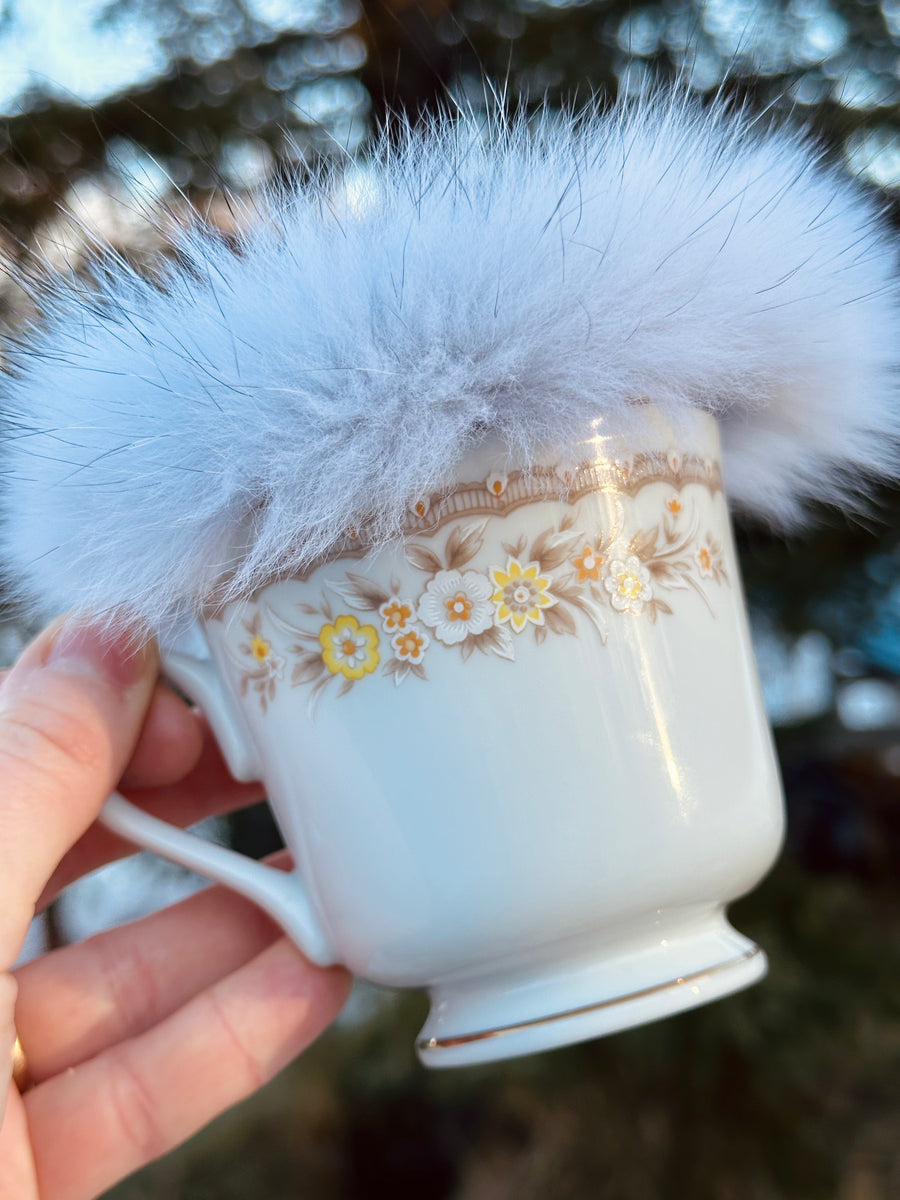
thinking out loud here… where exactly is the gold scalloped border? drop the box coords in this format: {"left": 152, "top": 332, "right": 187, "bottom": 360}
{"left": 205, "top": 450, "right": 723, "bottom": 613}
{"left": 307, "top": 453, "right": 719, "bottom": 580}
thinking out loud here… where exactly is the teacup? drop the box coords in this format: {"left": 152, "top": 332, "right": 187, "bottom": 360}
{"left": 101, "top": 408, "right": 785, "bottom": 1067}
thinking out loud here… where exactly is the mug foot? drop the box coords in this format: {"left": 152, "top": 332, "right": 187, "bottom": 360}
{"left": 416, "top": 908, "right": 767, "bottom": 1069}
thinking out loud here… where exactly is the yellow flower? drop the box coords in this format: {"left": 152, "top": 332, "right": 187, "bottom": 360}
{"left": 319, "top": 614, "right": 380, "bottom": 680}
{"left": 666, "top": 496, "right": 682, "bottom": 515}
{"left": 491, "top": 558, "right": 556, "bottom": 632}
{"left": 249, "top": 633, "right": 271, "bottom": 663}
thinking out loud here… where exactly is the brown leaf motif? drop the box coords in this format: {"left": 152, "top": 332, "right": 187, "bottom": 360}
{"left": 406, "top": 543, "right": 444, "bottom": 574}
{"left": 464, "top": 625, "right": 515, "bottom": 661}
{"left": 544, "top": 604, "right": 577, "bottom": 637}
{"left": 327, "top": 572, "right": 391, "bottom": 611}
{"left": 628, "top": 527, "right": 659, "bottom": 561}
{"left": 445, "top": 521, "right": 486, "bottom": 570}
{"left": 291, "top": 652, "right": 326, "bottom": 686}
{"left": 502, "top": 533, "right": 529, "bottom": 559}
{"left": 530, "top": 526, "right": 581, "bottom": 573}
{"left": 227, "top": 471, "right": 730, "bottom": 708}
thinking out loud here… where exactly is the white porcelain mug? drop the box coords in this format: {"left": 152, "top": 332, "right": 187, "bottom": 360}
{"left": 101, "top": 409, "right": 785, "bottom": 1067}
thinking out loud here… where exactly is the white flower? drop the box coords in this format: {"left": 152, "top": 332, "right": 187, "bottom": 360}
{"left": 695, "top": 538, "right": 726, "bottom": 582}
{"left": 696, "top": 545, "right": 714, "bottom": 577}
{"left": 379, "top": 595, "right": 416, "bottom": 632}
{"left": 391, "top": 625, "right": 430, "bottom": 664}
{"left": 264, "top": 653, "right": 285, "bottom": 680}
{"left": 603, "top": 554, "right": 653, "bottom": 615}
{"left": 417, "top": 569, "right": 494, "bottom": 645}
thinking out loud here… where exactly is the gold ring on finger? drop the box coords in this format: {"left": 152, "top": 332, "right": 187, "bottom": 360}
{"left": 12, "top": 1034, "right": 33, "bottom": 1094}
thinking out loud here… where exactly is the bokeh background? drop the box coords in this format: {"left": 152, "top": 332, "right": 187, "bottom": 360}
{"left": 2, "top": 1, "right": 900, "bottom": 1196}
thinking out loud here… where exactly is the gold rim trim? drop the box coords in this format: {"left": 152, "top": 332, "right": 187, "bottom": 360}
{"left": 418, "top": 946, "right": 762, "bottom": 1052}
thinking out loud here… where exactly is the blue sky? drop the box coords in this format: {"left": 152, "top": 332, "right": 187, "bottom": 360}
{"left": 1, "top": 0, "right": 899, "bottom": 185}
{"left": 0, "top": 0, "right": 166, "bottom": 114}
{"left": 0, "top": 0, "right": 331, "bottom": 115}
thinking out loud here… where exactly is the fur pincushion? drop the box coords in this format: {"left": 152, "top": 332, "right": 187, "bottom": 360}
{"left": 2, "top": 91, "right": 899, "bottom": 641}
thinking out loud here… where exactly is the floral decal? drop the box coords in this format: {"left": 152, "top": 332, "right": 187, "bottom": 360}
{"left": 249, "top": 633, "right": 271, "bottom": 663}
{"left": 225, "top": 459, "right": 732, "bottom": 708}
{"left": 491, "top": 559, "right": 556, "bottom": 631}
{"left": 379, "top": 596, "right": 416, "bottom": 632}
{"left": 237, "top": 612, "right": 285, "bottom": 713}
{"left": 319, "top": 614, "right": 380, "bottom": 680}
{"left": 573, "top": 544, "right": 604, "bottom": 582}
{"left": 695, "top": 536, "right": 728, "bottom": 584}
{"left": 418, "top": 569, "right": 494, "bottom": 645}
{"left": 392, "top": 627, "right": 429, "bottom": 664}
{"left": 603, "top": 555, "right": 653, "bottom": 616}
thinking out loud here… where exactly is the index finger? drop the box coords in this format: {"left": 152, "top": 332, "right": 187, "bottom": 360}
{"left": 0, "top": 619, "right": 158, "bottom": 967}
{"left": 37, "top": 720, "right": 266, "bottom": 908}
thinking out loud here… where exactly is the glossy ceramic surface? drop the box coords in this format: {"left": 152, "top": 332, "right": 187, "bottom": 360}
{"left": 102, "top": 410, "right": 785, "bottom": 1067}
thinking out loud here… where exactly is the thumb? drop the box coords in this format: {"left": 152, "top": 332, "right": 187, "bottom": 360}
{"left": 0, "top": 618, "right": 158, "bottom": 968}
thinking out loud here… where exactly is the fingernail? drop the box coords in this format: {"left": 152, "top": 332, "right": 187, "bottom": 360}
{"left": 40, "top": 619, "right": 151, "bottom": 690}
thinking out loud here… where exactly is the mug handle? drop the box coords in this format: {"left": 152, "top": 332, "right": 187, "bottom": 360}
{"left": 99, "top": 634, "right": 337, "bottom": 968}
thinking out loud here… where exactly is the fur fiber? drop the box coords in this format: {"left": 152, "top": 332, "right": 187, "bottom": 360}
{"left": 2, "top": 89, "right": 900, "bottom": 641}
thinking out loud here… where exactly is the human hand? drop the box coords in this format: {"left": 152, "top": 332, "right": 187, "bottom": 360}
{"left": 0, "top": 618, "right": 351, "bottom": 1200}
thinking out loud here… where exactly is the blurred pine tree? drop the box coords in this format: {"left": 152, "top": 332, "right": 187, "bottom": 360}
{"left": 2, "top": 5, "right": 899, "bottom": 1196}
